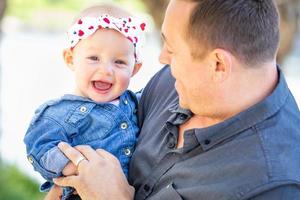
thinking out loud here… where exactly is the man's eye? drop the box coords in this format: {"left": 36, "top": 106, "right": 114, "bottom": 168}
{"left": 87, "top": 56, "right": 99, "bottom": 61}
{"left": 115, "top": 60, "right": 126, "bottom": 65}
{"left": 163, "top": 43, "right": 173, "bottom": 54}
{"left": 166, "top": 48, "right": 173, "bottom": 54}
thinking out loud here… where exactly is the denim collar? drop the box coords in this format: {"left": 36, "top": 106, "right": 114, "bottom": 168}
{"left": 168, "top": 68, "right": 289, "bottom": 151}
{"left": 61, "top": 90, "right": 129, "bottom": 105}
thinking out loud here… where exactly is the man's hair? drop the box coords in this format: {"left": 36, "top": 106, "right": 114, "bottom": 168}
{"left": 185, "top": 0, "right": 280, "bottom": 66}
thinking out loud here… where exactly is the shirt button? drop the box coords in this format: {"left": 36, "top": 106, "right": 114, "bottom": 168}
{"left": 204, "top": 139, "right": 211, "bottom": 145}
{"left": 27, "top": 156, "right": 34, "bottom": 164}
{"left": 80, "top": 106, "right": 87, "bottom": 113}
{"left": 179, "top": 114, "right": 187, "bottom": 120}
{"left": 124, "top": 99, "right": 128, "bottom": 105}
{"left": 120, "top": 122, "right": 128, "bottom": 129}
{"left": 168, "top": 141, "right": 176, "bottom": 149}
{"left": 143, "top": 184, "right": 150, "bottom": 192}
{"left": 124, "top": 148, "right": 131, "bottom": 156}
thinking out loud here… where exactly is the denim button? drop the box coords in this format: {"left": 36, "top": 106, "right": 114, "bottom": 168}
{"left": 124, "top": 99, "right": 128, "bottom": 105}
{"left": 143, "top": 184, "right": 150, "bottom": 192}
{"left": 27, "top": 156, "right": 34, "bottom": 164}
{"left": 124, "top": 148, "right": 131, "bottom": 156}
{"left": 80, "top": 106, "right": 87, "bottom": 113}
{"left": 120, "top": 122, "right": 128, "bottom": 129}
{"left": 168, "top": 141, "right": 176, "bottom": 149}
{"left": 204, "top": 139, "right": 211, "bottom": 145}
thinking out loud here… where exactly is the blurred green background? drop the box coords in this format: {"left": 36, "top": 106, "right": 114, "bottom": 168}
{"left": 0, "top": 162, "right": 44, "bottom": 200}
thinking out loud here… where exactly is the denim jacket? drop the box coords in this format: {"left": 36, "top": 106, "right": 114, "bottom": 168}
{"left": 24, "top": 90, "right": 139, "bottom": 194}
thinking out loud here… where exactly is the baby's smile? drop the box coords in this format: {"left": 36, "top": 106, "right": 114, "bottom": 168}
{"left": 92, "top": 80, "right": 113, "bottom": 94}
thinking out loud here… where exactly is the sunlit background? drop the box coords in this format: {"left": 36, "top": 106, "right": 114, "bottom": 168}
{"left": 0, "top": 0, "right": 299, "bottom": 199}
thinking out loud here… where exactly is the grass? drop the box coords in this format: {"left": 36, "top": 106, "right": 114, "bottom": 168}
{"left": 0, "top": 162, "right": 45, "bottom": 200}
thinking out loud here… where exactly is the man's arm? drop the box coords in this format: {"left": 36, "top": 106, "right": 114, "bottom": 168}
{"left": 53, "top": 142, "right": 134, "bottom": 200}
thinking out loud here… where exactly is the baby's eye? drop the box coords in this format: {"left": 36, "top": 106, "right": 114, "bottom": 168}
{"left": 87, "top": 56, "right": 99, "bottom": 61}
{"left": 115, "top": 59, "right": 126, "bottom": 65}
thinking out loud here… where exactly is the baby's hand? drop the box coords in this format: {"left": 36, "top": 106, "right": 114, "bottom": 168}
{"left": 62, "top": 161, "right": 77, "bottom": 176}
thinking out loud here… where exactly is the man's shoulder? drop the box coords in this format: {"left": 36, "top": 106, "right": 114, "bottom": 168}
{"left": 256, "top": 116, "right": 300, "bottom": 182}
{"left": 144, "top": 65, "right": 175, "bottom": 93}
{"left": 138, "top": 65, "right": 177, "bottom": 123}
{"left": 139, "top": 65, "right": 176, "bottom": 106}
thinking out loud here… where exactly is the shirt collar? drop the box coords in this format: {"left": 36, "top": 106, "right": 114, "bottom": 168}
{"left": 167, "top": 96, "right": 193, "bottom": 125}
{"left": 61, "top": 91, "right": 128, "bottom": 105}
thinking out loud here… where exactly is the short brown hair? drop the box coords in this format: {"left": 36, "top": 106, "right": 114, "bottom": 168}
{"left": 186, "top": 0, "right": 280, "bottom": 67}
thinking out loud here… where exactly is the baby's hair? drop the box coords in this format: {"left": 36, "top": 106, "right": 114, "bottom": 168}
{"left": 73, "top": 4, "right": 133, "bottom": 24}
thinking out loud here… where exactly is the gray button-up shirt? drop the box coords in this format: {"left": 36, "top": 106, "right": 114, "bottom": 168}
{"left": 129, "top": 65, "right": 300, "bottom": 200}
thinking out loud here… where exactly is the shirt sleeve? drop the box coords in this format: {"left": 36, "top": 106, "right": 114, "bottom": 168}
{"left": 248, "top": 184, "right": 300, "bottom": 200}
{"left": 24, "top": 117, "right": 70, "bottom": 181}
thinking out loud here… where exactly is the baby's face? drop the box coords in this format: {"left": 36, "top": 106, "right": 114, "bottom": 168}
{"left": 69, "top": 29, "right": 137, "bottom": 102}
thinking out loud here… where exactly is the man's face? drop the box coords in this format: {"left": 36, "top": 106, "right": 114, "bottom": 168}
{"left": 160, "top": 0, "right": 216, "bottom": 115}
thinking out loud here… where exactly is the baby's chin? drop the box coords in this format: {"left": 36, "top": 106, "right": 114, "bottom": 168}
{"left": 75, "top": 86, "right": 124, "bottom": 103}
{"left": 89, "top": 91, "right": 121, "bottom": 103}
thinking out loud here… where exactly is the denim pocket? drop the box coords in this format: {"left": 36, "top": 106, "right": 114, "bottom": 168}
{"left": 67, "top": 104, "right": 114, "bottom": 144}
{"left": 72, "top": 113, "right": 114, "bottom": 143}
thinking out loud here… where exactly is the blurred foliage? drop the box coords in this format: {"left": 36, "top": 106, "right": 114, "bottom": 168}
{"left": 4, "top": 0, "right": 148, "bottom": 31}
{"left": 114, "top": 0, "right": 146, "bottom": 11}
{"left": 0, "top": 162, "right": 45, "bottom": 200}
{"left": 6, "top": 0, "right": 88, "bottom": 20}
{"left": 6, "top": 0, "right": 146, "bottom": 21}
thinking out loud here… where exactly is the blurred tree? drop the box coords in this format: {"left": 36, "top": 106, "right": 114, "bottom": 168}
{"left": 0, "top": 0, "right": 6, "bottom": 23}
{"left": 141, "top": 0, "right": 300, "bottom": 66}
{"left": 141, "top": 0, "right": 168, "bottom": 29}
{"left": 277, "top": 0, "right": 299, "bottom": 65}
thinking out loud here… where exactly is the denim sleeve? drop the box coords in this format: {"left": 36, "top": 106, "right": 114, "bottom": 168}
{"left": 24, "top": 117, "right": 70, "bottom": 181}
{"left": 248, "top": 184, "right": 300, "bottom": 200}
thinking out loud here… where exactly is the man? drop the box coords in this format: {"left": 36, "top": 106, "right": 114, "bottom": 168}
{"left": 50, "top": 0, "right": 300, "bottom": 199}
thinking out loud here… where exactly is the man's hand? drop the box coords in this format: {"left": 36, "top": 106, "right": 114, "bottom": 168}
{"left": 62, "top": 161, "right": 77, "bottom": 176}
{"left": 53, "top": 142, "right": 135, "bottom": 200}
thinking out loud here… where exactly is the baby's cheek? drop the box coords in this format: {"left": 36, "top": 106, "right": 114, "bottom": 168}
{"left": 117, "top": 72, "right": 131, "bottom": 87}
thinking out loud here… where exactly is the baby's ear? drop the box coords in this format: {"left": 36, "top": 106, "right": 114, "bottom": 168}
{"left": 63, "top": 49, "right": 75, "bottom": 70}
{"left": 131, "top": 63, "right": 142, "bottom": 77}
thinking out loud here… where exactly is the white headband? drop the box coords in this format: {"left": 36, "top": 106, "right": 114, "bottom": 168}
{"left": 67, "top": 15, "right": 147, "bottom": 63}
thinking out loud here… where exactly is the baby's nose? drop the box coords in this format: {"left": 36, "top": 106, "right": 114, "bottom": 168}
{"left": 97, "top": 63, "right": 113, "bottom": 75}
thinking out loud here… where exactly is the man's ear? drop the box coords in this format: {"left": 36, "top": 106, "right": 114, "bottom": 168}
{"left": 210, "top": 49, "right": 232, "bottom": 82}
{"left": 131, "top": 62, "right": 142, "bottom": 77}
{"left": 63, "top": 49, "right": 75, "bottom": 71}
